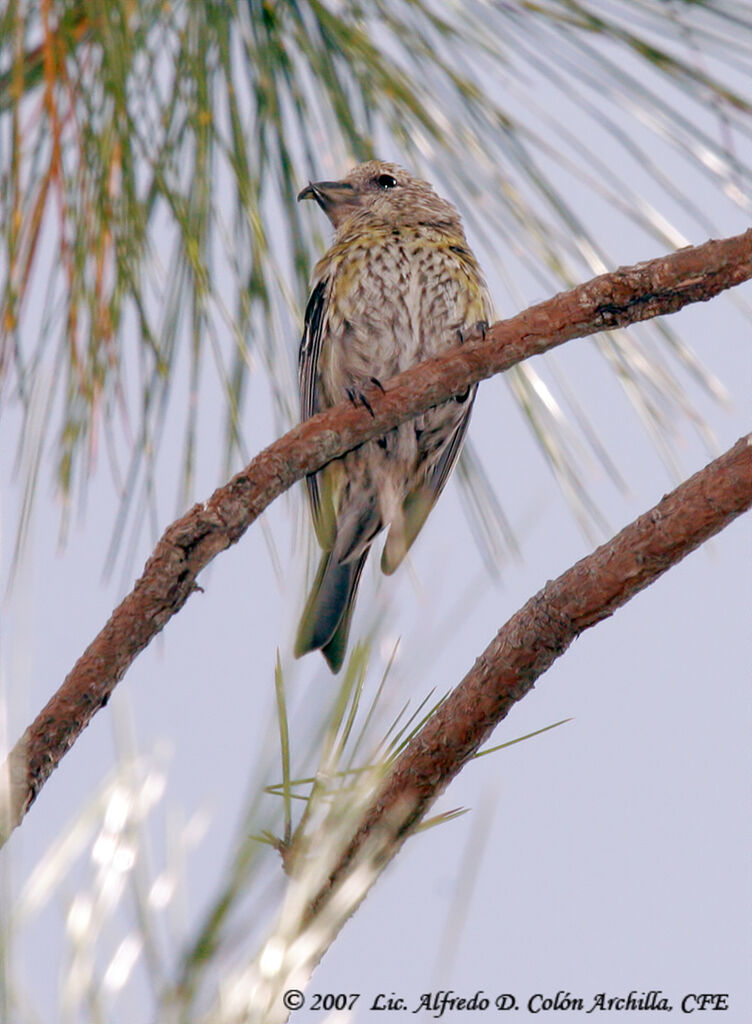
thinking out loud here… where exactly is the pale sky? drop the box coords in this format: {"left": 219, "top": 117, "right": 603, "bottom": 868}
{"left": 1, "top": 24, "right": 750, "bottom": 1024}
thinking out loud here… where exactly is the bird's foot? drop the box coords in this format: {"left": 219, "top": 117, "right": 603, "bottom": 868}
{"left": 457, "top": 320, "right": 488, "bottom": 345}
{"left": 346, "top": 386, "right": 375, "bottom": 417}
{"left": 345, "top": 377, "right": 385, "bottom": 417}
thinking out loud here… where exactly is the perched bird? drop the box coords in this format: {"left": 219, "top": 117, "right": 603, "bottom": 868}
{"left": 294, "top": 160, "right": 492, "bottom": 672}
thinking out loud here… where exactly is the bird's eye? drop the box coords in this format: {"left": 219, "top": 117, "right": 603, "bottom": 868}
{"left": 375, "top": 173, "right": 398, "bottom": 189}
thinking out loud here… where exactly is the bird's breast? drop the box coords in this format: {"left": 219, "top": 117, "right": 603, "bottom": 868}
{"left": 322, "top": 228, "right": 481, "bottom": 394}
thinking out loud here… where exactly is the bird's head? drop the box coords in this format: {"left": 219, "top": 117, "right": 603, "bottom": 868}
{"left": 297, "top": 160, "right": 458, "bottom": 231}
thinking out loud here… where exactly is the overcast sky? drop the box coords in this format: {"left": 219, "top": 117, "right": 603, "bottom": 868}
{"left": 1, "top": 27, "right": 750, "bottom": 1024}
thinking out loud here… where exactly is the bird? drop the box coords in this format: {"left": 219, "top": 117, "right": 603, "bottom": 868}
{"left": 294, "top": 160, "right": 492, "bottom": 672}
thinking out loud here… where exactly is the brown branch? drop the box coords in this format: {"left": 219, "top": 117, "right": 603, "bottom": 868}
{"left": 1, "top": 229, "right": 751, "bottom": 844}
{"left": 311, "top": 432, "right": 752, "bottom": 915}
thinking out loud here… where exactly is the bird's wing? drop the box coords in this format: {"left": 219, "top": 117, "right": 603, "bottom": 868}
{"left": 298, "top": 276, "right": 330, "bottom": 541}
{"left": 381, "top": 386, "right": 477, "bottom": 575}
{"left": 430, "top": 385, "right": 477, "bottom": 495}
{"left": 426, "top": 386, "right": 477, "bottom": 502}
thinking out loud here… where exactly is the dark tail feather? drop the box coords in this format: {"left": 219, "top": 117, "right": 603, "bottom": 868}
{"left": 294, "top": 549, "right": 369, "bottom": 673}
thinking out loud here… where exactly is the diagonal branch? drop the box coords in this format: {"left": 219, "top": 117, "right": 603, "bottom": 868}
{"left": 309, "top": 432, "right": 752, "bottom": 918}
{"left": 1, "top": 229, "right": 751, "bottom": 844}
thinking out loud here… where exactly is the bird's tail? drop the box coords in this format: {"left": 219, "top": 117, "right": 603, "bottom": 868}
{"left": 294, "top": 549, "right": 369, "bottom": 673}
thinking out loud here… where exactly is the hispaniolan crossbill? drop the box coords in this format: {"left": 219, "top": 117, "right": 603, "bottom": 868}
{"left": 295, "top": 160, "right": 492, "bottom": 672}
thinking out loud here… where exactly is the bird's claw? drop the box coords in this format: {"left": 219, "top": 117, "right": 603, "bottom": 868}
{"left": 457, "top": 320, "right": 488, "bottom": 345}
{"left": 346, "top": 387, "right": 375, "bottom": 417}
